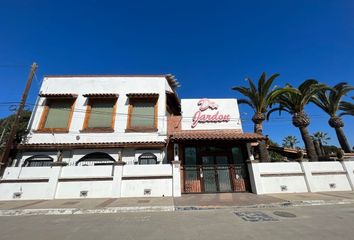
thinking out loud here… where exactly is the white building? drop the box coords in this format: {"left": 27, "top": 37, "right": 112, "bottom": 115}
{"left": 16, "top": 75, "right": 181, "bottom": 167}
{"left": 0, "top": 75, "right": 182, "bottom": 199}
{"left": 1, "top": 74, "right": 353, "bottom": 200}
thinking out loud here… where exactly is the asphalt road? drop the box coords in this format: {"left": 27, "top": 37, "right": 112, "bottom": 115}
{"left": 1, "top": 204, "right": 354, "bottom": 240}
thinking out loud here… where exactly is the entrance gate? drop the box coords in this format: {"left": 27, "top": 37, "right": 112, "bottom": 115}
{"left": 181, "top": 145, "right": 250, "bottom": 193}
{"left": 182, "top": 164, "right": 249, "bottom": 193}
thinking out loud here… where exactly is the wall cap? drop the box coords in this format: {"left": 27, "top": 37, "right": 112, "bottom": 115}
{"left": 246, "top": 159, "right": 259, "bottom": 163}
{"left": 114, "top": 161, "right": 126, "bottom": 166}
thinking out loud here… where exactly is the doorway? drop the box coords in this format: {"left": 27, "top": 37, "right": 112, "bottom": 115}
{"left": 181, "top": 143, "right": 250, "bottom": 193}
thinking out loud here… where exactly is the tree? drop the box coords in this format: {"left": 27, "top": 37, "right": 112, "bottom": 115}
{"left": 232, "top": 72, "right": 293, "bottom": 162}
{"left": 339, "top": 96, "right": 354, "bottom": 117}
{"left": 267, "top": 80, "right": 326, "bottom": 161}
{"left": 0, "top": 111, "right": 31, "bottom": 154}
{"left": 311, "top": 83, "right": 353, "bottom": 152}
{"left": 312, "top": 131, "right": 330, "bottom": 145}
{"left": 282, "top": 135, "right": 299, "bottom": 149}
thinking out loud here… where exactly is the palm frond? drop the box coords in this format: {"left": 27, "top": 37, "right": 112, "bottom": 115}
{"left": 266, "top": 106, "right": 290, "bottom": 120}
{"left": 237, "top": 99, "right": 255, "bottom": 110}
{"left": 339, "top": 97, "right": 354, "bottom": 116}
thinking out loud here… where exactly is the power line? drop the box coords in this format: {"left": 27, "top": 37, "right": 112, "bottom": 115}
{"left": 0, "top": 64, "right": 28, "bottom": 68}
{"left": 0, "top": 101, "right": 333, "bottom": 123}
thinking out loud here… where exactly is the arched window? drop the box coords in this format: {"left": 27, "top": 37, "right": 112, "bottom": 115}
{"left": 138, "top": 152, "right": 157, "bottom": 165}
{"left": 76, "top": 152, "right": 115, "bottom": 166}
{"left": 23, "top": 155, "right": 54, "bottom": 167}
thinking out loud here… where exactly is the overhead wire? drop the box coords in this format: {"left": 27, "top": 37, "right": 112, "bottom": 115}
{"left": 0, "top": 100, "right": 331, "bottom": 123}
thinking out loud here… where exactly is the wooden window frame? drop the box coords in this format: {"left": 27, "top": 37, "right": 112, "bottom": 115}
{"left": 36, "top": 98, "right": 76, "bottom": 133}
{"left": 126, "top": 97, "right": 158, "bottom": 132}
{"left": 81, "top": 97, "right": 118, "bottom": 133}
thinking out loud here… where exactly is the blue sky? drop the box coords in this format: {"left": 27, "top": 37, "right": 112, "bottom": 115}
{"left": 0, "top": 0, "right": 353, "bottom": 147}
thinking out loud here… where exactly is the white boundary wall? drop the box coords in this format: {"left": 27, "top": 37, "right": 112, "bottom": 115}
{"left": 0, "top": 162, "right": 181, "bottom": 200}
{"left": 248, "top": 161, "right": 354, "bottom": 194}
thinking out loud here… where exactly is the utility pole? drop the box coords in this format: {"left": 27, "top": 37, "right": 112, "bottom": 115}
{"left": 0, "top": 63, "right": 38, "bottom": 176}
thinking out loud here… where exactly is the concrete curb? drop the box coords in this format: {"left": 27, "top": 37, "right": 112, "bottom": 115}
{"left": 0, "top": 206, "right": 175, "bottom": 216}
{"left": 1, "top": 199, "right": 354, "bottom": 216}
{"left": 175, "top": 199, "right": 354, "bottom": 211}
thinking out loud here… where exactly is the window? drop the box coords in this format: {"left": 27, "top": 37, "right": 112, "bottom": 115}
{"left": 23, "top": 155, "right": 53, "bottom": 167}
{"left": 138, "top": 152, "right": 158, "bottom": 165}
{"left": 76, "top": 152, "right": 115, "bottom": 166}
{"left": 127, "top": 97, "right": 158, "bottom": 132}
{"left": 82, "top": 98, "right": 117, "bottom": 132}
{"left": 38, "top": 98, "right": 75, "bottom": 132}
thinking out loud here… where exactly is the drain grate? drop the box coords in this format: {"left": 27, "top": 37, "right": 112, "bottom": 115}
{"left": 273, "top": 211, "right": 296, "bottom": 218}
{"left": 234, "top": 211, "right": 278, "bottom": 222}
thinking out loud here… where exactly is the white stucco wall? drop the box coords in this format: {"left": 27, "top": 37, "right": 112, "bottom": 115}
{"left": 60, "top": 166, "right": 113, "bottom": 178}
{"left": 0, "top": 164, "right": 179, "bottom": 200}
{"left": 25, "top": 76, "right": 172, "bottom": 145}
{"left": 248, "top": 161, "right": 354, "bottom": 194}
{"left": 181, "top": 98, "right": 242, "bottom": 130}
{"left": 122, "top": 165, "right": 172, "bottom": 177}
{"left": 250, "top": 162, "right": 308, "bottom": 194}
{"left": 121, "top": 179, "right": 173, "bottom": 197}
{"left": 55, "top": 181, "right": 113, "bottom": 199}
{"left": 303, "top": 162, "right": 352, "bottom": 192}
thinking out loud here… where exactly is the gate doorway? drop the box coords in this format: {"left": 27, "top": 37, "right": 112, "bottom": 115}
{"left": 181, "top": 144, "right": 250, "bottom": 193}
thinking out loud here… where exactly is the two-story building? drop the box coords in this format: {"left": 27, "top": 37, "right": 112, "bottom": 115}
{"left": 0, "top": 74, "right": 265, "bottom": 200}
{"left": 17, "top": 75, "right": 180, "bottom": 167}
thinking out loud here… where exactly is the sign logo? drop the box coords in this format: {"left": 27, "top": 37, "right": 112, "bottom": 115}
{"left": 191, "top": 99, "right": 231, "bottom": 128}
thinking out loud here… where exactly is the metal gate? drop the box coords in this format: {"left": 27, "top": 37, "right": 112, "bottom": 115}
{"left": 182, "top": 164, "right": 249, "bottom": 193}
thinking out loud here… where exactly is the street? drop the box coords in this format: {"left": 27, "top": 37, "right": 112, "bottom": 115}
{"left": 1, "top": 204, "right": 354, "bottom": 240}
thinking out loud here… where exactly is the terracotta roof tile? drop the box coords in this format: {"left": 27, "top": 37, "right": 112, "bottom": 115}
{"left": 39, "top": 93, "right": 78, "bottom": 98}
{"left": 83, "top": 93, "right": 119, "bottom": 98}
{"left": 19, "top": 141, "right": 166, "bottom": 150}
{"left": 170, "top": 130, "right": 266, "bottom": 141}
{"left": 126, "top": 93, "right": 159, "bottom": 98}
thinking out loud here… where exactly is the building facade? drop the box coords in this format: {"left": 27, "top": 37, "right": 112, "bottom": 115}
{"left": 0, "top": 75, "right": 263, "bottom": 200}
{"left": 17, "top": 75, "right": 181, "bottom": 167}
{"left": 168, "top": 98, "right": 264, "bottom": 194}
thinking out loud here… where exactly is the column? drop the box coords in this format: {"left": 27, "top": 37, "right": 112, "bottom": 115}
{"left": 111, "top": 162, "right": 125, "bottom": 198}
{"left": 340, "top": 160, "right": 354, "bottom": 191}
{"left": 247, "top": 160, "right": 263, "bottom": 194}
{"left": 171, "top": 160, "right": 181, "bottom": 197}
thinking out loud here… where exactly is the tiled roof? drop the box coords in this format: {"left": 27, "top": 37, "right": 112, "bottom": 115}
{"left": 39, "top": 93, "right": 78, "bottom": 98}
{"left": 170, "top": 130, "right": 266, "bottom": 141}
{"left": 19, "top": 141, "right": 166, "bottom": 150}
{"left": 82, "top": 93, "right": 119, "bottom": 98}
{"left": 126, "top": 93, "right": 159, "bottom": 98}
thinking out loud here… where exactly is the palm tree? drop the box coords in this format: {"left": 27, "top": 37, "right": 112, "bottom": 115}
{"left": 312, "top": 131, "right": 330, "bottom": 145}
{"left": 339, "top": 96, "right": 354, "bottom": 117}
{"left": 311, "top": 83, "right": 353, "bottom": 152}
{"left": 232, "top": 72, "right": 294, "bottom": 162}
{"left": 267, "top": 79, "right": 326, "bottom": 161}
{"left": 311, "top": 131, "right": 330, "bottom": 156}
{"left": 282, "top": 135, "right": 299, "bottom": 149}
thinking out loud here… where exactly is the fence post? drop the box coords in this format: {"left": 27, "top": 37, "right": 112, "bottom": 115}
{"left": 247, "top": 160, "right": 264, "bottom": 194}
{"left": 171, "top": 161, "right": 181, "bottom": 197}
{"left": 340, "top": 160, "right": 354, "bottom": 191}
{"left": 48, "top": 166, "right": 62, "bottom": 199}
{"left": 299, "top": 161, "right": 315, "bottom": 192}
{"left": 111, "top": 162, "right": 125, "bottom": 198}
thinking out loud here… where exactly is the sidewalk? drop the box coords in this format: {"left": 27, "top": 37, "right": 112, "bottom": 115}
{"left": 1, "top": 191, "right": 354, "bottom": 216}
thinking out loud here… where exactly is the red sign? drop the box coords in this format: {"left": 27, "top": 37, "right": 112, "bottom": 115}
{"left": 191, "top": 99, "right": 231, "bottom": 128}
